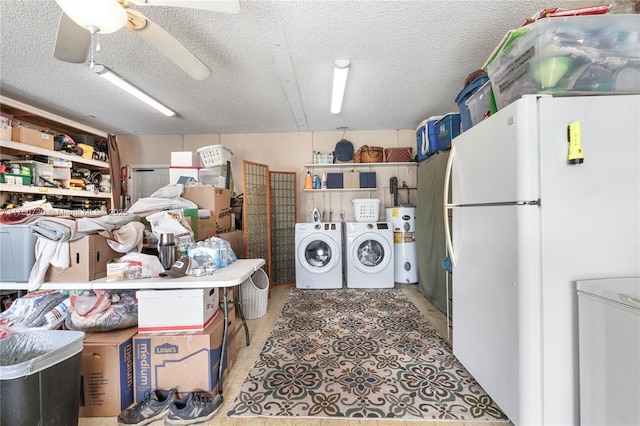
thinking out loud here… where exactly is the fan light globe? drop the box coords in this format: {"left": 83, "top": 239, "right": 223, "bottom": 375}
{"left": 55, "top": 0, "right": 127, "bottom": 34}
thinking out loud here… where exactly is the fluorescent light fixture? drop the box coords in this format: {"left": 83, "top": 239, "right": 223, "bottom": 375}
{"left": 55, "top": 0, "right": 127, "bottom": 33}
{"left": 331, "top": 60, "right": 350, "bottom": 114}
{"left": 93, "top": 65, "right": 176, "bottom": 117}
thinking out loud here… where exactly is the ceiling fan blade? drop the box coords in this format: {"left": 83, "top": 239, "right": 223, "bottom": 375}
{"left": 54, "top": 12, "right": 91, "bottom": 63}
{"left": 126, "top": 10, "right": 213, "bottom": 80}
{"left": 129, "top": 0, "right": 241, "bottom": 14}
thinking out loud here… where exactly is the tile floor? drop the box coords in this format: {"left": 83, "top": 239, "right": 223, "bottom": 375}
{"left": 79, "top": 285, "right": 512, "bottom": 426}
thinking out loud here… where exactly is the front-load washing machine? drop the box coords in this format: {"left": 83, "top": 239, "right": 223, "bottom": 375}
{"left": 345, "top": 222, "right": 394, "bottom": 288}
{"left": 295, "top": 222, "right": 343, "bottom": 289}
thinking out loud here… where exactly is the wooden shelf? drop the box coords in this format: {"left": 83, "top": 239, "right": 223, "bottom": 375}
{"left": 0, "top": 139, "right": 110, "bottom": 169}
{"left": 304, "top": 188, "right": 376, "bottom": 192}
{"left": 304, "top": 162, "right": 416, "bottom": 168}
{"left": 0, "top": 183, "right": 111, "bottom": 199}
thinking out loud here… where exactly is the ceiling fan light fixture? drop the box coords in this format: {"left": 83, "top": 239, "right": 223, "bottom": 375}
{"left": 55, "top": 0, "right": 127, "bottom": 34}
{"left": 331, "top": 59, "right": 350, "bottom": 115}
{"left": 93, "top": 64, "right": 176, "bottom": 117}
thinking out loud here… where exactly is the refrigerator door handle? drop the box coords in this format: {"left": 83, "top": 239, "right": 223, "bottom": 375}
{"left": 443, "top": 146, "right": 456, "bottom": 267}
{"left": 620, "top": 293, "right": 640, "bottom": 307}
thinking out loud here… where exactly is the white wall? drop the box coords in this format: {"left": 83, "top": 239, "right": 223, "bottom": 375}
{"left": 117, "top": 129, "right": 418, "bottom": 223}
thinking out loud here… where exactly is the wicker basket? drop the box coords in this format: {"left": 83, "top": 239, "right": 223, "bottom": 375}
{"left": 241, "top": 268, "right": 269, "bottom": 319}
{"left": 353, "top": 151, "right": 361, "bottom": 163}
{"left": 384, "top": 147, "right": 413, "bottom": 162}
{"left": 196, "top": 145, "right": 233, "bottom": 168}
{"left": 357, "top": 146, "right": 384, "bottom": 163}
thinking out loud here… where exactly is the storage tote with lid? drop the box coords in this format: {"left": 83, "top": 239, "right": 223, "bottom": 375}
{"left": 486, "top": 15, "right": 640, "bottom": 110}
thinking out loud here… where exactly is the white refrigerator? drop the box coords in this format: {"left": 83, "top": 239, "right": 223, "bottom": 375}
{"left": 443, "top": 94, "right": 640, "bottom": 426}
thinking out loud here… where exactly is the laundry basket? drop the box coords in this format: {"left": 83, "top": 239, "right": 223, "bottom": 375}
{"left": 241, "top": 268, "right": 269, "bottom": 319}
{"left": 352, "top": 198, "right": 381, "bottom": 222}
{"left": 196, "top": 145, "right": 233, "bottom": 168}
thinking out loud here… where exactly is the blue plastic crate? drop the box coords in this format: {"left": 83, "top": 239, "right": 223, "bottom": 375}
{"left": 455, "top": 74, "right": 490, "bottom": 131}
{"left": 435, "top": 113, "right": 461, "bottom": 152}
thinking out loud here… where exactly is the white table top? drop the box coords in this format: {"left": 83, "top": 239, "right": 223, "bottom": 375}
{"left": 0, "top": 259, "right": 266, "bottom": 291}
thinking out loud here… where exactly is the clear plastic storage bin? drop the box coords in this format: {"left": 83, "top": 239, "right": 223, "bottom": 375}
{"left": 486, "top": 15, "right": 640, "bottom": 110}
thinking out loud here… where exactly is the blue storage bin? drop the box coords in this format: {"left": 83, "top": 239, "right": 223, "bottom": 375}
{"left": 326, "top": 172, "right": 343, "bottom": 189}
{"left": 416, "top": 119, "right": 428, "bottom": 162}
{"left": 359, "top": 172, "right": 376, "bottom": 189}
{"left": 435, "top": 113, "right": 461, "bottom": 152}
{"left": 455, "top": 74, "right": 490, "bottom": 131}
{"left": 416, "top": 116, "right": 444, "bottom": 162}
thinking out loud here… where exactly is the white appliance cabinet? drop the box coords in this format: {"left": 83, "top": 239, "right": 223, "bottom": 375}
{"left": 444, "top": 94, "right": 640, "bottom": 426}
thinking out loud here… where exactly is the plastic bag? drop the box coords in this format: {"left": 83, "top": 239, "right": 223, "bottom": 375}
{"left": 65, "top": 290, "right": 138, "bottom": 332}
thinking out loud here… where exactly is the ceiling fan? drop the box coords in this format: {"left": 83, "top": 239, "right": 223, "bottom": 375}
{"left": 53, "top": 0, "right": 241, "bottom": 80}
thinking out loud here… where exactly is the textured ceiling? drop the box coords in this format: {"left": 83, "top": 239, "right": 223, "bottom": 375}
{"left": 0, "top": 0, "right": 579, "bottom": 136}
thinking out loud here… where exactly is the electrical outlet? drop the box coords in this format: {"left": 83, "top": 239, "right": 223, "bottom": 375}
{"left": 338, "top": 211, "right": 345, "bottom": 220}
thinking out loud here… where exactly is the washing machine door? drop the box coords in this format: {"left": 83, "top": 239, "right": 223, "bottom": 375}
{"left": 350, "top": 233, "right": 392, "bottom": 274}
{"left": 297, "top": 233, "right": 341, "bottom": 274}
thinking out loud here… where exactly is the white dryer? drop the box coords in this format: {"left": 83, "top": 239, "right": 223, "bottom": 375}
{"left": 345, "top": 222, "right": 394, "bottom": 288}
{"left": 295, "top": 222, "right": 343, "bottom": 289}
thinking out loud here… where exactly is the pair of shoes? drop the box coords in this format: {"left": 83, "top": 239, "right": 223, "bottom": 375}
{"left": 117, "top": 388, "right": 178, "bottom": 426}
{"left": 165, "top": 392, "right": 224, "bottom": 425}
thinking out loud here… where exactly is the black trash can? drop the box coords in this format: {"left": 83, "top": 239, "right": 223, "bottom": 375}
{"left": 1, "top": 330, "right": 84, "bottom": 426}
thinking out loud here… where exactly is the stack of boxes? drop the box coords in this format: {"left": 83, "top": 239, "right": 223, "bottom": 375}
{"left": 79, "top": 300, "right": 239, "bottom": 417}
{"left": 80, "top": 147, "right": 242, "bottom": 418}
{"left": 169, "top": 151, "right": 202, "bottom": 184}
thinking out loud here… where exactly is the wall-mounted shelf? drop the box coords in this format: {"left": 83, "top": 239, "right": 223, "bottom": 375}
{"left": 1, "top": 140, "right": 110, "bottom": 169}
{"left": 0, "top": 139, "right": 113, "bottom": 201}
{"left": 0, "top": 183, "right": 111, "bottom": 199}
{"left": 304, "top": 162, "right": 417, "bottom": 168}
{"left": 304, "top": 188, "right": 376, "bottom": 192}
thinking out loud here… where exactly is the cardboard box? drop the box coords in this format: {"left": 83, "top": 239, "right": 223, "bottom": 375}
{"left": 136, "top": 288, "right": 220, "bottom": 333}
{"left": 1, "top": 126, "right": 12, "bottom": 141}
{"left": 171, "top": 151, "right": 201, "bottom": 167}
{"left": 132, "top": 312, "right": 236, "bottom": 402}
{"left": 182, "top": 186, "right": 230, "bottom": 213}
{"left": 183, "top": 206, "right": 233, "bottom": 240}
{"left": 79, "top": 327, "right": 137, "bottom": 417}
{"left": 45, "top": 235, "right": 121, "bottom": 282}
{"left": 217, "top": 230, "right": 245, "bottom": 259}
{"left": 359, "top": 172, "right": 377, "bottom": 189}
{"left": 344, "top": 172, "right": 360, "bottom": 189}
{"left": 11, "top": 124, "right": 54, "bottom": 150}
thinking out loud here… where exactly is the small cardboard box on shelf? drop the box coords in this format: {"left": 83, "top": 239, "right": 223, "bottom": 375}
{"left": 11, "top": 124, "right": 54, "bottom": 150}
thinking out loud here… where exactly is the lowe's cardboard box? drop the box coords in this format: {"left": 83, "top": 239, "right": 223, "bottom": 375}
{"left": 45, "top": 235, "right": 121, "bottom": 282}
{"left": 79, "top": 327, "right": 137, "bottom": 417}
{"left": 132, "top": 309, "right": 236, "bottom": 403}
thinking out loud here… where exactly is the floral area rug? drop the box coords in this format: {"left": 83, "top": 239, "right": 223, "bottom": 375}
{"left": 227, "top": 288, "right": 508, "bottom": 421}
